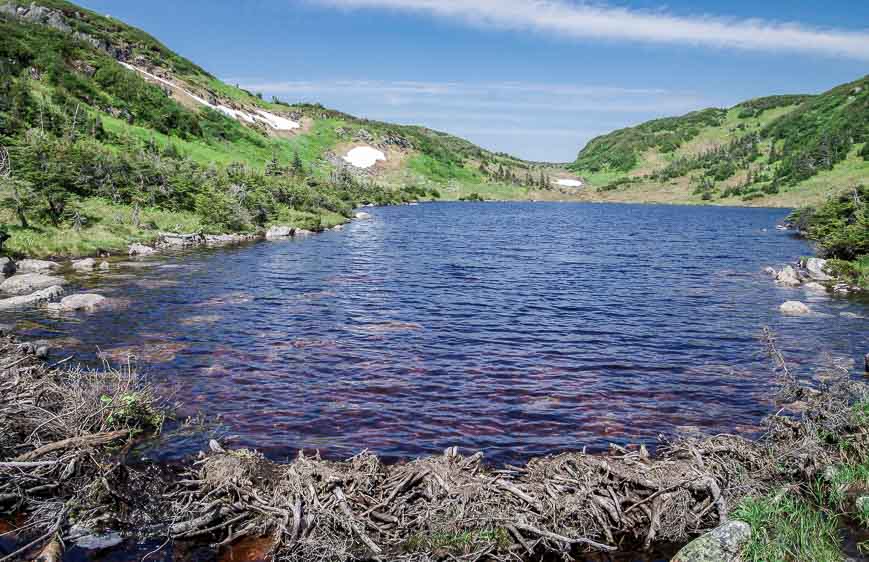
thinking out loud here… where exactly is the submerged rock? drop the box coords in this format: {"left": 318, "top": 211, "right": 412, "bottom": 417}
{"left": 0, "top": 273, "right": 68, "bottom": 296}
{"left": 72, "top": 258, "right": 96, "bottom": 271}
{"left": 0, "top": 285, "right": 64, "bottom": 310}
{"left": 775, "top": 265, "right": 801, "bottom": 286}
{"left": 762, "top": 266, "right": 777, "bottom": 277}
{"left": 803, "top": 282, "right": 827, "bottom": 293}
{"left": 16, "top": 259, "right": 60, "bottom": 273}
{"left": 99, "top": 261, "right": 110, "bottom": 271}
{"left": 672, "top": 521, "right": 751, "bottom": 562}
{"left": 266, "top": 225, "right": 294, "bottom": 239}
{"left": 69, "top": 524, "right": 124, "bottom": 551}
{"left": 128, "top": 243, "right": 156, "bottom": 257}
{"left": 780, "top": 301, "right": 811, "bottom": 315}
{"left": 46, "top": 293, "right": 107, "bottom": 312}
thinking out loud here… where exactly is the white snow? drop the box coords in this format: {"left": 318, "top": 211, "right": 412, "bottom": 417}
{"left": 118, "top": 62, "right": 300, "bottom": 131}
{"left": 556, "top": 179, "right": 584, "bottom": 188}
{"left": 343, "top": 146, "right": 386, "bottom": 169}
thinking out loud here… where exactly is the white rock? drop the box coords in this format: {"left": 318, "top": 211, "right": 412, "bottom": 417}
{"left": 803, "top": 282, "right": 827, "bottom": 293}
{"left": 1, "top": 273, "right": 68, "bottom": 296}
{"left": 0, "top": 286, "right": 64, "bottom": 310}
{"left": 780, "top": 301, "right": 811, "bottom": 315}
{"left": 46, "top": 293, "right": 106, "bottom": 312}
{"left": 805, "top": 258, "right": 833, "bottom": 281}
{"left": 762, "top": 266, "right": 777, "bottom": 277}
{"left": 294, "top": 229, "right": 313, "bottom": 237}
{"left": 128, "top": 243, "right": 156, "bottom": 257}
{"left": 72, "top": 258, "right": 96, "bottom": 271}
{"left": 355, "top": 212, "right": 372, "bottom": 220}
{"left": 775, "top": 265, "right": 801, "bottom": 286}
{"left": 266, "top": 226, "right": 294, "bottom": 239}
{"left": 840, "top": 312, "right": 865, "bottom": 319}
{"left": 16, "top": 259, "right": 60, "bottom": 273}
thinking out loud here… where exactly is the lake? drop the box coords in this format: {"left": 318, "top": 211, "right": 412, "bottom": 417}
{"left": 4, "top": 202, "right": 868, "bottom": 465}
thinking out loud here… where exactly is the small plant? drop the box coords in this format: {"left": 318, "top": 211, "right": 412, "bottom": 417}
{"left": 100, "top": 391, "right": 164, "bottom": 432}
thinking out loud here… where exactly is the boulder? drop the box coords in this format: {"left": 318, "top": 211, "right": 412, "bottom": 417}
{"left": 266, "top": 226, "right": 294, "bottom": 239}
{"left": 16, "top": 259, "right": 60, "bottom": 273}
{"left": 46, "top": 294, "right": 107, "bottom": 312}
{"left": 72, "top": 258, "right": 96, "bottom": 271}
{"left": 355, "top": 212, "right": 372, "bottom": 220}
{"left": 128, "top": 243, "right": 156, "bottom": 257}
{"left": 0, "top": 286, "right": 64, "bottom": 310}
{"left": 805, "top": 258, "right": 833, "bottom": 281}
{"left": 775, "top": 265, "right": 801, "bottom": 286}
{"left": 672, "top": 521, "right": 751, "bottom": 562}
{"left": 780, "top": 301, "right": 811, "bottom": 315}
{"left": 294, "top": 229, "right": 313, "bottom": 237}
{"left": 0, "top": 257, "right": 15, "bottom": 278}
{"left": 1, "top": 273, "right": 68, "bottom": 296}
{"left": 803, "top": 282, "right": 827, "bottom": 293}
{"left": 99, "top": 261, "right": 110, "bottom": 271}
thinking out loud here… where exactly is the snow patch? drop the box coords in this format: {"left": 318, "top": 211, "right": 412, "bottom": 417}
{"left": 556, "top": 179, "right": 584, "bottom": 188}
{"left": 118, "top": 62, "right": 299, "bottom": 131}
{"left": 343, "top": 146, "right": 386, "bottom": 169}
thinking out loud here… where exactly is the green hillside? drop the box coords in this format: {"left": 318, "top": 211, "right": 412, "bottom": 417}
{"left": 0, "top": 0, "right": 570, "bottom": 257}
{"left": 569, "top": 79, "right": 869, "bottom": 207}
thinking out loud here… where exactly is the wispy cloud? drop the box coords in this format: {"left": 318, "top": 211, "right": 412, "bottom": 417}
{"left": 314, "top": 0, "right": 869, "bottom": 60}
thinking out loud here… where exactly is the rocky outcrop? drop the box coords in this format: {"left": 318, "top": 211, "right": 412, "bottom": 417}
{"left": 804, "top": 258, "right": 833, "bottom": 281}
{"left": 46, "top": 293, "right": 107, "bottom": 312}
{"left": 0, "top": 273, "right": 68, "bottom": 296}
{"left": 71, "top": 258, "right": 96, "bottom": 271}
{"left": 265, "top": 226, "right": 295, "bottom": 239}
{"left": 16, "top": 259, "right": 60, "bottom": 273}
{"left": 0, "top": 285, "right": 64, "bottom": 310}
{"left": 672, "top": 521, "right": 751, "bottom": 562}
{"left": 775, "top": 265, "right": 801, "bottom": 287}
{"left": 780, "top": 301, "right": 811, "bottom": 315}
{"left": 128, "top": 243, "right": 157, "bottom": 257}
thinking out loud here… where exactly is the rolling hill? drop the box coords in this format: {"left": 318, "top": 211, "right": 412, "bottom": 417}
{"left": 0, "top": 0, "right": 576, "bottom": 257}
{"left": 568, "top": 78, "right": 869, "bottom": 207}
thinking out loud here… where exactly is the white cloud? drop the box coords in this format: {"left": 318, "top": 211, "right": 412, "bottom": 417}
{"left": 314, "top": 0, "right": 869, "bottom": 60}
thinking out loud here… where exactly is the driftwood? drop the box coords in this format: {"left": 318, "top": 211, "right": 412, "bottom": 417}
{"left": 1, "top": 332, "right": 867, "bottom": 561}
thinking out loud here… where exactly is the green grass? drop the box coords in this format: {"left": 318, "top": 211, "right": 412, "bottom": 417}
{"left": 408, "top": 154, "right": 482, "bottom": 185}
{"left": 734, "top": 491, "right": 843, "bottom": 562}
{"left": 2, "top": 198, "right": 204, "bottom": 258}
{"left": 402, "top": 528, "right": 510, "bottom": 554}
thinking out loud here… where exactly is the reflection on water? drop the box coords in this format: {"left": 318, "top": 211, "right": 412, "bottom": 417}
{"left": 4, "top": 202, "right": 868, "bottom": 465}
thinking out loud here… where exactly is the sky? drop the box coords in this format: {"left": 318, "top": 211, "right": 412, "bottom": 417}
{"left": 75, "top": 1, "right": 869, "bottom": 162}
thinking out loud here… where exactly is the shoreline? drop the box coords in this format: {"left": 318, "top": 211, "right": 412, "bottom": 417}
{"left": 1, "top": 329, "right": 867, "bottom": 561}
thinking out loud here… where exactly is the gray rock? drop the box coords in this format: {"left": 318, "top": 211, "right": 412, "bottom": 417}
{"left": 805, "top": 258, "right": 833, "bottom": 281}
{"left": 1, "top": 273, "right": 68, "bottom": 296}
{"left": 780, "top": 301, "right": 811, "bottom": 315}
{"left": 266, "top": 226, "right": 294, "bottom": 239}
{"left": 294, "top": 229, "right": 313, "bottom": 237}
{"left": 158, "top": 232, "right": 203, "bottom": 248}
{"left": 803, "top": 282, "right": 827, "bottom": 293}
{"left": 99, "top": 261, "right": 110, "bottom": 271}
{"left": 46, "top": 294, "right": 107, "bottom": 312}
{"left": 840, "top": 312, "right": 865, "bottom": 319}
{"left": 16, "top": 259, "right": 60, "bottom": 273}
{"left": 775, "top": 265, "right": 801, "bottom": 287}
{"left": 128, "top": 243, "right": 156, "bottom": 257}
{"left": 71, "top": 258, "right": 96, "bottom": 271}
{"left": 0, "top": 286, "right": 64, "bottom": 310}
{"left": 35, "top": 346, "right": 50, "bottom": 360}
{"left": 673, "top": 521, "right": 751, "bottom": 562}
{"left": 762, "top": 266, "right": 777, "bottom": 277}
{"left": 0, "top": 257, "right": 15, "bottom": 278}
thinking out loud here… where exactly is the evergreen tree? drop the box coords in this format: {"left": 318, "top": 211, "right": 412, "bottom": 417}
{"left": 291, "top": 151, "right": 303, "bottom": 176}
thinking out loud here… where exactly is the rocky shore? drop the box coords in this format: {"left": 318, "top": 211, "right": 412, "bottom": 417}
{"left": 0, "top": 213, "right": 374, "bottom": 314}
{"left": 765, "top": 256, "right": 865, "bottom": 318}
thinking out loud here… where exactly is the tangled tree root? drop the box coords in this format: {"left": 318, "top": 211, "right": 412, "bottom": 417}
{"left": 2, "top": 331, "right": 868, "bottom": 561}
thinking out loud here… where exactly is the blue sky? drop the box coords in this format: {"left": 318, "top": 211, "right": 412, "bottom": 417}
{"left": 77, "top": 1, "right": 869, "bottom": 162}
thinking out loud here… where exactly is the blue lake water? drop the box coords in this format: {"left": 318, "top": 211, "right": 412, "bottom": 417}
{"left": 5, "top": 202, "right": 868, "bottom": 464}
